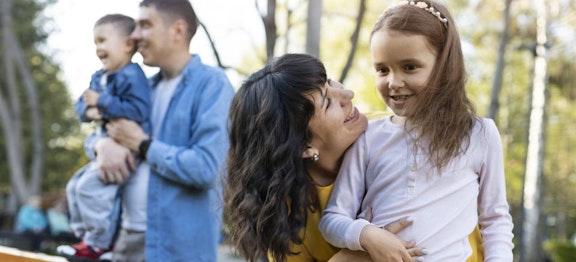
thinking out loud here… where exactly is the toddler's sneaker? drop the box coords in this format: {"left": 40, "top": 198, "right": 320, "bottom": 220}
{"left": 56, "top": 241, "right": 110, "bottom": 262}
{"left": 97, "top": 250, "right": 112, "bottom": 262}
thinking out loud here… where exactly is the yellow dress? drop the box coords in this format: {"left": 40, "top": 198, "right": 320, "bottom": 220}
{"left": 467, "top": 224, "right": 485, "bottom": 262}
{"left": 272, "top": 184, "right": 484, "bottom": 262}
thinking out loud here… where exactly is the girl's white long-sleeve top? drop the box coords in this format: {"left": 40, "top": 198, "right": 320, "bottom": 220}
{"left": 319, "top": 117, "right": 514, "bottom": 261}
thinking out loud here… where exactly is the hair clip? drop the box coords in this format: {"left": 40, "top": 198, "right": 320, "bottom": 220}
{"left": 402, "top": 1, "right": 448, "bottom": 24}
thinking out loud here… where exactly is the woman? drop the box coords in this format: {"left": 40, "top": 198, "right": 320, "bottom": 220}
{"left": 225, "top": 53, "right": 423, "bottom": 262}
{"left": 224, "top": 53, "right": 481, "bottom": 262}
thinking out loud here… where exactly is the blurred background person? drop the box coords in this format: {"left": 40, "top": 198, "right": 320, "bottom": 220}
{"left": 14, "top": 195, "right": 48, "bottom": 252}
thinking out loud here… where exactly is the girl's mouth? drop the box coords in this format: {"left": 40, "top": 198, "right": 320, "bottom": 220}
{"left": 391, "top": 95, "right": 411, "bottom": 101}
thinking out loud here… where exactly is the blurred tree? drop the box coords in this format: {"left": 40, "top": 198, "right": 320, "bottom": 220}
{"left": 257, "top": 0, "right": 278, "bottom": 64}
{"left": 0, "top": 0, "right": 86, "bottom": 210}
{"left": 488, "top": 0, "right": 513, "bottom": 121}
{"left": 1, "top": 0, "right": 38, "bottom": 210}
{"left": 305, "top": 0, "right": 322, "bottom": 57}
{"left": 519, "top": 0, "right": 549, "bottom": 260}
{"left": 456, "top": 0, "right": 576, "bottom": 259}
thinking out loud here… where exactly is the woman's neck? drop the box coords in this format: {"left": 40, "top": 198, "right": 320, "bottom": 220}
{"left": 307, "top": 157, "right": 341, "bottom": 186}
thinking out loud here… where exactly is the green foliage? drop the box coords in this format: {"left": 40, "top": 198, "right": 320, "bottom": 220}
{"left": 0, "top": 0, "right": 86, "bottom": 194}
{"left": 458, "top": 0, "right": 576, "bottom": 249}
{"left": 543, "top": 239, "right": 576, "bottom": 262}
{"left": 320, "top": 0, "right": 389, "bottom": 116}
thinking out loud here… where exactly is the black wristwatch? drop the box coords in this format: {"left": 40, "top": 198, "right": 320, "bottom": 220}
{"left": 139, "top": 138, "right": 152, "bottom": 159}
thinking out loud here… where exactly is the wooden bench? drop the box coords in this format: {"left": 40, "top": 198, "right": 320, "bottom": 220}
{"left": 0, "top": 230, "right": 73, "bottom": 261}
{"left": 0, "top": 245, "right": 67, "bottom": 262}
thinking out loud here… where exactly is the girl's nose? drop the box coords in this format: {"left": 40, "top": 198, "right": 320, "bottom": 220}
{"left": 388, "top": 74, "right": 404, "bottom": 90}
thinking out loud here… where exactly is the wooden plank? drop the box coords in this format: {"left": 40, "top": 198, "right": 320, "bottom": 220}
{"left": 0, "top": 245, "right": 67, "bottom": 262}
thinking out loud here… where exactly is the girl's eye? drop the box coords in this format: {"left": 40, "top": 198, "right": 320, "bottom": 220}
{"left": 377, "top": 67, "right": 389, "bottom": 74}
{"left": 404, "top": 64, "right": 416, "bottom": 71}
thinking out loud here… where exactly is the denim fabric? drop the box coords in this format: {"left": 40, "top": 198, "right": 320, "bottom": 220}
{"left": 138, "top": 55, "right": 234, "bottom": 262}
{"left": 69, "top": 62, "right": 150, "bottom": 249}
{"left": 144, "top": 55, "right": 234, "bottom": 261}
{"left": 66, "top": 163, "right": 122, "bottom": 249}
{"left": 83, "top": 55, "right": 234, "bottom": 261}
{"left": 74, "top": 62, "right": 151, "bottom": 134}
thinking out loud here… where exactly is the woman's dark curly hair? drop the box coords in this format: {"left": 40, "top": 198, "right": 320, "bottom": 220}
{"left": 224, "top": 53, "right": 327, "bottom": 262}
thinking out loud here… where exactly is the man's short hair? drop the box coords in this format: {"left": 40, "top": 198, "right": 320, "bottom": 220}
{"left": 140, "top": 0, "right": 198, "bottom": 42}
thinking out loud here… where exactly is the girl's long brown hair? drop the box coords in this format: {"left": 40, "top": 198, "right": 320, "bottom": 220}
{"left": 372, "top": 0, "right": 477, "bottom": 171}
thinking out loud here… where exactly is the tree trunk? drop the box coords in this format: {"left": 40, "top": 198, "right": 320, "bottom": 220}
{"left": 257, "top": 0, "right": 277, "bottom": 64}
{"left": 10, "top": 29, "right": 43, "bottom": 196}
{"left": 339, "top": 0, "right": 366, "bottom": 83}
{"left": 305, "top": 0, "right": 322, "bottom": 57}
{"left": 488, "top": 0, "right": 512, "bottom": 120}
{"left": 520, "top": 0, "right": 549, "bottom": 261}
{"left": 0, "top": 0, "right": 29, "bottom": 205}
{"left": 284, "top": 7, "right": 293, "bottom": 54}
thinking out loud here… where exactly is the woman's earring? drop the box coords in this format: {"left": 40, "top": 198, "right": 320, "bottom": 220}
{"left": 312, "top": 154, "right": 319, "bottom": 163}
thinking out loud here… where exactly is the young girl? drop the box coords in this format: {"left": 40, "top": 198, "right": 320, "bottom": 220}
{"left": 319, "top": 1, "right": 514, "bottom": 261}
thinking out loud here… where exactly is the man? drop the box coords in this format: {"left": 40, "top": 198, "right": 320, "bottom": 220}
{"left": 94, "top": 0, "right": 234, "bottom": 260}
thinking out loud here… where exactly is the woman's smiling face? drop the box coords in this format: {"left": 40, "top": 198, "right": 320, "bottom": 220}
{"left": 306, "top": 79, "right": 368, "bottom": 162}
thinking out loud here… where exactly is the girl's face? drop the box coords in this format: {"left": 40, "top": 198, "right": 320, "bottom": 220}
{"left": 306, "top": 80, "right": 368, "bottom": 164}
{"left": 370, "top": 29, "right": 437, "bottom": 119}
{"left": 93, "top": 23, "right": 133, "bottom": 72}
